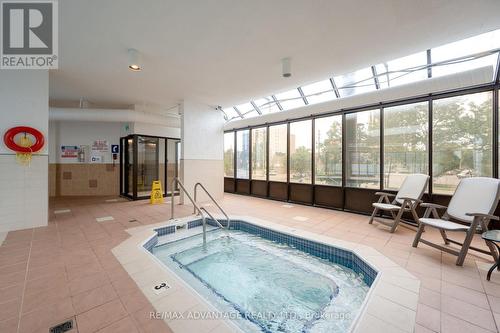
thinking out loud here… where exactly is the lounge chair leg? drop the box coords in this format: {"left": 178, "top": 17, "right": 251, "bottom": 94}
{"left": 390, "top": 208, "right": 405, "bottom": 233}
{"left": 410, "top": 207, "right": 420, "bottom": 225}
{"left": 456, "top": 227, "right": 475, "bottom": 266}
{"left": 439, "top": 230, "right": 449, "bottom": 245}
{"left": 413, "top": 223, "right": 425, "bottom": 247}
{"left": 369, "top": 208, "right": 378, "bottom": 224}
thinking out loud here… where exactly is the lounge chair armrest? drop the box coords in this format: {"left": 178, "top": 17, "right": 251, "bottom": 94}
{"left": 465, "top": 213, "right": 500, "bottom": 220}
{"left": 375, "top": 192, "right": 396, "bottom": 197}
{"left": 398, "top": 196, "right": 422, "bottom": 203}
{"left": 420, "top": 203, "right": 447, "bottom": 209}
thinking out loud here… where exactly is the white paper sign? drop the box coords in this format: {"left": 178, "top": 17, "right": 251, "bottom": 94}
{"left": 91, "top": 140, "right": 109, "bottom": 153}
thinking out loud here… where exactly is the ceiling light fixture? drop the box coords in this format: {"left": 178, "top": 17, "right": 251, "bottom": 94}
{"left": 128, "top": 48, "right": 142, "bottom": 71}
{"left": 282, "top": 57, "right": 291, "bottom": 78}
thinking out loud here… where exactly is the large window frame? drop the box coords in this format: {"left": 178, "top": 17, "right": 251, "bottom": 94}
{"left": 224, "top": 84, "right": 500, "bottom": 212}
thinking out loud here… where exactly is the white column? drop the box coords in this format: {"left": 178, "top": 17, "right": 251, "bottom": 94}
{"left": 180, "top": 99, "right": 224, "bottom": 204}
{"left": 0, "top": 71, "right": 49, "bottom": 232}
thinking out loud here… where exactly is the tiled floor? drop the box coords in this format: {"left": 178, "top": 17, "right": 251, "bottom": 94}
{"left": 1, "top": 193, "right": 500, "bottom": 332}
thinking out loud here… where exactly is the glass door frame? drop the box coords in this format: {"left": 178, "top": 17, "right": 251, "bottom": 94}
{"left": 120, "top": 134, "right": 180, "bottom": 200}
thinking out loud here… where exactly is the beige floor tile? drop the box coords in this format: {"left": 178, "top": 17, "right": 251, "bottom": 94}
{"left": 97, "top": 315, "right": 139, "bottom": 333}
{"left": 441, "top": 313, "right": 495, "bottom": 333}
{"left": 441, "top": 295, "right": 496, "bottom": 331}
{"left": 416, "top": 303, "right": 441, "bottom": 332}
{"left": 76, "top": 299, "right": 128, "bottom": 333}
{"left": 71, "top": 283, "right": 118, "bottom": 314}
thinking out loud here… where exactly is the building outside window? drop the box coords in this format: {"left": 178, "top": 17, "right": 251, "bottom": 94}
{"left": 224, "top": 132, "right": 234, "bottom": 177}
{"left": 236, "top": 130, "right": 250, "bottom": 179}
{"left": 346, "top": 109, "right": 380, "bottom": 189}
{"left": 269, "top": 124, "right": 288, "bottom": 182}
{"left": 289, "top": 120, "right": 312, "bottom": 183}
{"left": 315, "top": 115, "right": 342, "bottom": 186}
{"left": 432, "top": 91, "right": 493, "bottom": 194}
{"left": 383, "top": 102, "right": 429, "bottom": 190}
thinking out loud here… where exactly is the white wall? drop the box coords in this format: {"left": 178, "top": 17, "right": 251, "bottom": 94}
{"left": 49, "top": 121, "right": 124, "bottom": 164}
{"left": 180, "top": 99, "right": 224, "bottom": 203}
{"left": 0, "top": 71, "right": 49, "bottom": 232}
{"left": 48, "top": 121, "right": 181, "bottom": 164}
{"left": 132, "top": 122, "right": 180, "bottom": 139}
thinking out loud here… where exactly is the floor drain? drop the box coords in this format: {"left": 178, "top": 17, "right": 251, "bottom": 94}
{"left": 49, "top": 319, "right": 73, "bottom": 333}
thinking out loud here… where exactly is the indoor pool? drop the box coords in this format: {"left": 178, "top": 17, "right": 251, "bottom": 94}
{"left": 151, "top": 223, "right": 373, "bottom": 333}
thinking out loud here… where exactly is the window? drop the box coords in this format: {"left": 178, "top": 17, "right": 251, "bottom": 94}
{"left": 382, "top": 52, "right": 428, "bottom": 87}
{"left": 222, "top": 108, "right": 240, "bottom": 121}
{"left": 432, "top": 91, "right": 493, "bottom": 194}
{"left": 432, "top": 30, "right": 500, "bottom": 79}
{"left": 289, "top": 120, "right": 312, "bottom": 183}
{"left": 224, "top": 132, "right": 234, "bottom": 177}
{"left": 301, "top": 79, "right": 337, "bottom": 105}
{"left": 269, "top": 124, "right": 288, "bottom": 182}
{"left": 315, "top": 115, "right": 342, "bottom": 186}
{"left": 236, "top": 130, "right": 250, "bottom": 179}
{"left": 275, "top": 89, "right": 305, "bottom": 110}
{"left": 346, "top": 109, "right": 380, "bottom": 188}
{"left": 383, "top": 102, "right": 429, "bottom": 190}
{"left": 254, "top": 97, "right": 281, "bottom": 114}
{"left": 335, "top": 68, "right": 376, "bottom": 97}
{"left": 235, "top": 103, "right": 255, "bottom": 117}
{"left": 251, "top": 127, "right": 267, "bottom": 180}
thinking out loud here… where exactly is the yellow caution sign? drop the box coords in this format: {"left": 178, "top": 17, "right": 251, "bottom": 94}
{"left": 150, "top": 181, "right": 164, "bottom": 204}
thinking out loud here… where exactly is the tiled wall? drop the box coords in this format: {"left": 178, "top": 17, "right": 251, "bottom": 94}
{"left": 49, "top": 163, "right": 119, "bottom": 196}
{"left": 0, "top": 155, "right": 48, "bottom": 232}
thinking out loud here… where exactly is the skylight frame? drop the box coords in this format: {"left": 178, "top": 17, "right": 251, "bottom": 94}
{"left": 223, "top": 29, "right": 500, "bottom": 123}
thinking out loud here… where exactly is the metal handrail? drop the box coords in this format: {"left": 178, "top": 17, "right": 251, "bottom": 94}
{"left": 193, "top": 182, "right": 231, "bottom": 229}
{"left": 170, "top": 177, "right": 228, "bottom": 245}
{"left": 170, "top": 177, "right": 203, "bottom": 219}
{"left": 170, "top": 177, "right": 209, "bottom": 244}
{"left": 199, "top": 207, "right": 225, "bottom": 229}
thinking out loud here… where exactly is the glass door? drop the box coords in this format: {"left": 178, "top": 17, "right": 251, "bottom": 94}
{"left": 120, "top": 134, "right": 180, "bottom": 200}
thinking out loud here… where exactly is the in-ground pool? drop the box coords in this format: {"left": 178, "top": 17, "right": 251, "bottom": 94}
{"left": 148, "top": 221, "right": 376, "bottom": 333}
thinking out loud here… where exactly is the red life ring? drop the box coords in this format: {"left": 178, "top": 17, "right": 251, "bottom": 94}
{"left": 3, "top": 126, "right": 45, "bottom": 153}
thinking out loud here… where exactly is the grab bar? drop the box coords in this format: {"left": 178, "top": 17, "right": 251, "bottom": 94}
{"left": 193, "top": 182, "right": 231, "bottom": 229}
{"left": 199, "top": 207, "right": 225, "bottom": 229}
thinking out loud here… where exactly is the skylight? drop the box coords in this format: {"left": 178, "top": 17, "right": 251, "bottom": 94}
{"left": 224, "top": 28, "right": 500, "bottom": 122}
{"left": 300, "top": 79, "right": 337, "bottom": 104}
{"left": 274, "top": 89, "right": 305, "bottom": 110}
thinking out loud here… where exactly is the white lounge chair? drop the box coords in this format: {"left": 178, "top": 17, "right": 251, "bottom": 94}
{"left": 369, "top": 174, "right": 430, "bottom": 233}
{"left": 412, "top": 177, "right": 500, "bottom": 266}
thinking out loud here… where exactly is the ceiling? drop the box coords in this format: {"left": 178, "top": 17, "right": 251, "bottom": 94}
{"left": 50, "top": 0, "right": 500, "bottom": 113}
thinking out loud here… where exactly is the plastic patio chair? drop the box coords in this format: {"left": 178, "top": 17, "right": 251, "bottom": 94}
{"left": 369, "top": 174, "right": 430, "bottom": 233}
{"left": 412, "top": 177, "right": 500, "bottom": 266}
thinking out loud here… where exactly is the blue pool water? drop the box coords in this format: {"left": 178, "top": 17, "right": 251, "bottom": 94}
{"left": 152, "top": 229, "right": 370, "bottom": 333}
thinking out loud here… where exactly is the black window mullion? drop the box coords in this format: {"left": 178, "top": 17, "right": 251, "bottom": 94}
{"left": 427, "top": 49, "right": 432, "bottom": 79}
{"left": 233, "top": 131, "right": 237, "bottom": 181}
{"left": 493, "top": 89, "right": 499, "bottom": 178}
{"left": 428, "top": 99, "right": 433, "bottom": 195}
{"left": 379, "top": 108, "right": 384, "bottom": 190}
{"left": 297, "top": 87, "right": 309, "bottom": 105}
{"left": 372, "top": 66, "right": 380, "bottom": 89}
{"left": 330, "top": 78, "right": 341, "bottom": 98}
{"left": 273, "top": 95, "right": 284, "bottom": 111}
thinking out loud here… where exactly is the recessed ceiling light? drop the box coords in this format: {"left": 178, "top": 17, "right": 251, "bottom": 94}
{"left": 128, "top": 48, "right": 142, "bottom": 71}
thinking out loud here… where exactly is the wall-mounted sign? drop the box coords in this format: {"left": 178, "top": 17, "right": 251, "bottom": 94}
{"left": 61, "top": 145, "right": 78, "bottom": 158}
{"left": 91, "top": 140, "right": 109, "bottom": 153}
{"left": 90, "top": 155, "right": 103, "bottom": 163}
{"left": 111, "top": 144, "right": 119, "bottom": 154}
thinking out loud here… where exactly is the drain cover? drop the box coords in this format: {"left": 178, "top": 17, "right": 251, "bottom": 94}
{"left": 49, "top": 320, "right": 73, "bottom": 333}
